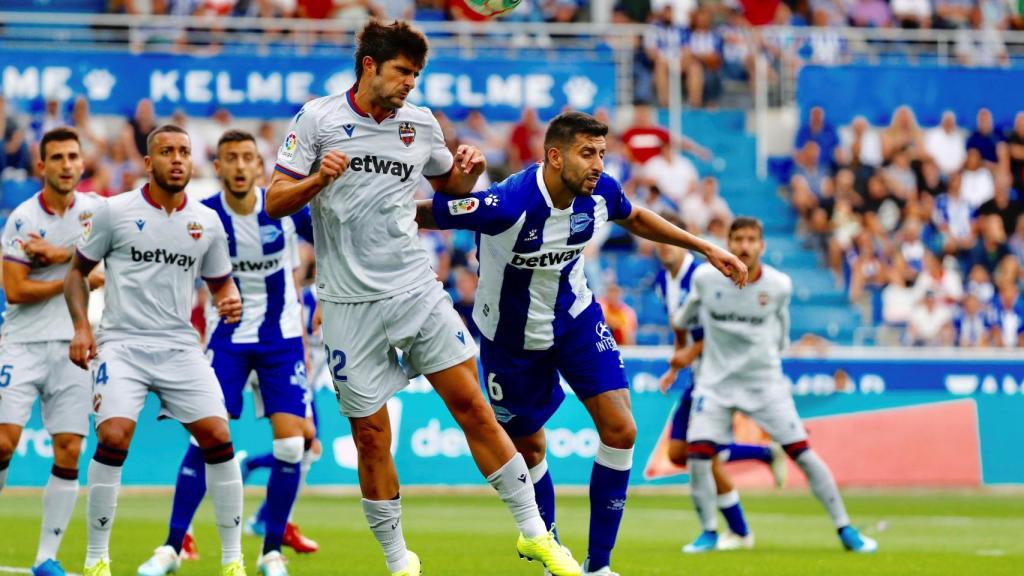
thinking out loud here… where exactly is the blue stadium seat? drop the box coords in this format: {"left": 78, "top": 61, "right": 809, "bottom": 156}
{"left": 4, "top": 0, "right": 105, "bottom": 12}
{"left": 2, "top": 180, "right": 41, "bottom": 211}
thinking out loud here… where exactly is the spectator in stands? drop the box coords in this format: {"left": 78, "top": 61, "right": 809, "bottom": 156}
{"left": 256, "top": 121, "right": 279, "bottom": 178}
{"left": 70, "top": 96, "right": 108, "bottom": 169}
{"left": 934, "top": 0, "right": 975, "bottom": 29}
{"left": 508, "top": 107, "right": 543, "bottom": 172}
{"left": 881, "top": 106, "right": 925, "bottom": 163}
{"left": 1009, "top": 214, "right": 1024, "bottom": 269}
{"left": 954, "top": 293, "right": 991, "bottom": 347}
{"left": 966, "top": 263, "right": 996, "bottom": 303}
{"left": 965, "top": 215, "right": 1012, "bottom": 277}
{"left": 848, "top": 230, "right": 889, "bottom": 303}
{"left": 898, "top": 217, "right": 927, "bottom": 278}
{"left": 933, "top": 172, "right": 976, "bottom": 256}
{"left": 924, "top": 110, "right": 967, "bottom": 177}
{"left": 808, "top": 0, "right": 848, "bottom": 27}
{"left": 978, "top": 0, "right": 1013, "bottom": 29}
{"left": 955, "top": 20, "right": 1010, "bottom": 67}
{"left": 612, "top": 0, "right": 653, "bottom": 24}
{"left": 912, "top": 250, "right": 963, "bottom": 312}
{"left": 849, "top": 0, "right": 892, "bottom": 28}
{"left": 967, "top": 108, "right": 1007, "bottom": 168}
{"left": 858, "top": 173, "right": 903, "bottom": 235}
{"left": 1007, "top": 111, "right": 1024, "bottom": 191}
{"left": 977, "top": 172, "right": 1022, "bottom": 237}
{"left": 790, "top": 140, "right": 829, "bottom": 215}
{"left": 681, "top": 175, "right": 732, "bottom": 233}
{"left": 795, "top": 106, "right": 839, "bottom": 167}
{"left": 171, "top": 109, "right": 213, "bottom": 177}
{"left": 988, "top": 272, "right": 1024, "bottom": 347}
{"left": 650, "top": 0, "right": 696, "bottom": 27}
{"left": 890, "top": 0, "right": 932, "bottom": 28}
{"left": 881, "top": 266, "right": 915, "bottom": 330}
{"left": 539, "top": 0, "right": 580, "bottom": 22}
{"left": 883, "top": 145, "right": 918, "bottom": 201}
{"left": 827, "top": 192, "right": 862, "bottom": 281}
{"left": 32, "top": 98, "right": 67, "bottom": 145}
{"left": 121, "top": 98, "right": 156, "bottom": 168}
{"left": 457, "top": 109, "right": 507, "bottom": 179}
{"left": 0, "top": 96, "right": 34, "bottom": 180}
{"left": 907, "top": 290, "right": 954, "bottom": 346}
{"left": 917, "top": 157, "right": 948, "bottom": 197}
{"left": 639, "top": 140, "right": 698, "bottom": 212}
{"left": 257, "top": 0, "right": 298, "bottom": 17}
{"left": 803, "top": 8, "right": 851, "bottom": 65}
{"left": 733, "top": 0, "right": 782, "bottom": 26}
{"left": 620, "top": 105, "right": 711, "bottom": 165}
{"left": 644, "top": 4, "right": 688, "bottom": 108}
{"left": 682, "top": 7, "right": 724, "bottom": 107}
{"left": 598, "top": 277, "right": 638, "bottom": 346}
{"left": 841, "top": 115, "right": 883, "bottom": 169}
{"left": 961, "top": 147, "right": 995, "bottom": 208}
{"left": 100, "top": 136, "right": 140, "bottom": 195}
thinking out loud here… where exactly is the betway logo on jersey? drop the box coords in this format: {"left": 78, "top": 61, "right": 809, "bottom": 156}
{"left": 510, "top": 247, "right": 584, "bottom": 269}
{"left": 130, "top": 246, "right": 196, "bottom": 270}
{"left": 348, "top": 155, "right": 414, "bottom": 182}
{"left": 233, "top": 257, "right": 281, "bottom": 273}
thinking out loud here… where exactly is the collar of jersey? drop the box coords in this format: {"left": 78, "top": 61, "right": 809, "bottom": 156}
{"left": 346, "top": 86, "right": 398, "bottom": 123}
{"left": 141, "top": 184, "right": 187, "bottom": 212}
{"left": 534, "top": 163, "right": 574, "bottom": 213}
{"left": 38, "top": 190, "right": 76, "bottom": 216}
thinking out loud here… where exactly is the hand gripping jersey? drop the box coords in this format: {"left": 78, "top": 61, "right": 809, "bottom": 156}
{"left": 673, "top": 264, "right": 792, "bottom": 390}
{"left": 433, "top": 163, "right": 634, "bottom": 351}
{"left": 2, "top": 191, "right": 104, "bottom": 343}
{"left": 76, "top": 185, "right": 233, "bottom": 349}
{"left": 201, "top": 188, "right": 314, "bottom": 345}
{"left": 275, "top": 87, "right": 454, "bottom": 304}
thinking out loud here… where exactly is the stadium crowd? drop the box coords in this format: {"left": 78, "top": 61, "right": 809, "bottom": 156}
{"left": 785, "top": 104, "right": 1024, "bottom": 347}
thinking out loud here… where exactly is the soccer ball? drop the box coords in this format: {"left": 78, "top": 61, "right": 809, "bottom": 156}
{"left": 458, "top": 0, "right": 523, "bottom": 20}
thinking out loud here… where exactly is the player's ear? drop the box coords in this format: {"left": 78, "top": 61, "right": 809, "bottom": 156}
{"left": 546, "top": 146, "right": 561, "bottom": 170}
{"left": 362, "top": 55, "right": 376, "bottom": 77}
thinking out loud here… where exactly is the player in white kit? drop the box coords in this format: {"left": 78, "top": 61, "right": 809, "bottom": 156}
{"left": 673, "top": 217, "right": 878, "bottom": 554}
{"left": 64, "top": 125, "right": 248, "bottom": 576}
{"left": 266, "top": 20, "right": 580, "bottom": 576}
{"left": 0, "top": 128, "right": 104, "bottom": 576}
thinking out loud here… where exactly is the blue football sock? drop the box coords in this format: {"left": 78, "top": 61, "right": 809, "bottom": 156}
{"left": 262, "top": 455, "right": 302, "bottom": 554}
{"left": 529, "top": 460, "right": 557, "bottom": 537}
{"left": 586, "top": 444, "right": 632, "bottom": 572}
{"left": 718, "top": 443, "right": 773, "bottom": 464}
{"left": 245, "top": 453, "right": 276, "bottom": 474}
{"left": 166, "top": 444, "right": 206, "bottom": 552}
{"left": 717, "top": 490, "right": 749, "bottom": 537}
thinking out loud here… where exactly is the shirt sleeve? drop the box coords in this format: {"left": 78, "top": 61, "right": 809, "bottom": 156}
{"left": 288, "top": 206, "right": 315, "bottom": 245}
{"left": 778, "top": 277, "right": 792, "bottom": 352}
{"left": 672, "top": 273, "right": 702, "bottom": 331}
{"left": 424, "top": 114, "right": 455, "bottom": 179}
{"left": 600, "top": 175, "right": 634, "bottom": 221}
{"left": 275, "top": 104, "right": 320, "bottom": 179}
{"left": 201, "top": 217, "right": 234, "bottom": 282}
{"left": 76, "top": 200, "right": 113, "bottom": 264}
{"left": 432, "top": 182, "right": 518, "bottom": 235}
{"left": 2, "top": 212, "right": 31, "bottom": 267}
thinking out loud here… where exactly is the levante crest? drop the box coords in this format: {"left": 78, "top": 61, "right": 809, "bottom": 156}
{"left": 398, "top": 122, "right": 416, "bottom": 147}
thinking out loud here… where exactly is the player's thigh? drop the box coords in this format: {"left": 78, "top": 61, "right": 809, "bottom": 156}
{"left": 149, "top": 347, "right": 229, "bottom": 425}
{"left": 685, "top": 389, "right": 734, "bottom": 446}
{"left": 91, "top": 344, "right": 151, "bottom": 426}
{"left": 390, "top": 281, "right": 477, "bottom": 378}
{"left": 555, "top": 303, "right": 630, "bottom": 402}
{"left": 252, "top": 339, "right": 309, "bottom": 420}
{"left": 0, "top": 342, "right": 47, "bottom": 428}
{"left": 41, "top": 341, "right": 93, "bottom": 437}
{"left": 744, "top": 386, "right": 808, "bottom": 446}
{"left": 479, "top": 337, "right": 563, "bottom": 439}
{"left": 208, "top": 345, "right": 254, "bottom": 420}
{"left": 319, "top": 299, "right": 407, "bottom": 419}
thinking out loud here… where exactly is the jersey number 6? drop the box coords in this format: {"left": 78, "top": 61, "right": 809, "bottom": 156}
{"left": 486, "top": 373, "right": 504, "bottom": 401}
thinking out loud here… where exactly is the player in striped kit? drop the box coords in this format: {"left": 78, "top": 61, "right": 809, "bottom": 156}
{"left": 0, "top": 128, "right": 105, "bottom": 576}
{"left": 417, "top": 112, "right": 748, "bottom": 575}
{"left": 137, "top": 130, "right": 315, "bottom": 576}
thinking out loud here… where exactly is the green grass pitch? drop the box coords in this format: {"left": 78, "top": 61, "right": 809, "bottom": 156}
{"left": 1, "top": 490, "right": 1021, "bottom": 575}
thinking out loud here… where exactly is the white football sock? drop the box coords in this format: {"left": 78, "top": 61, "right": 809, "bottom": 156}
{"left": 795, "top": 450, "right": 850, "bottom": 528}
{"left": 687, "top": 458, "right": 718, "bottom": 532}
{"left": 36, "top": 473, "right": 79, "bottom": 565}
{"left": 486, "top": 453, "right": 546, "bottom": 539}
{"left": 86, "top": 460, "right": 122, "bottom": 566}
{"left": 206, "top": 459, "right": 244, "bottom": 565}
{"left": 362, "top": 497, "right": 408, "bottom": 573}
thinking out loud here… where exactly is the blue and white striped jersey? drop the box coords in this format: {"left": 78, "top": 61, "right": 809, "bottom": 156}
{"left": 654, "top": 251, "right": 701, "bottom": 319}
{"left": 202, "top": 188, "right": 314, "bottom": 345}
{"left": 433, "top": 163, "right": 633, "bottom": 351}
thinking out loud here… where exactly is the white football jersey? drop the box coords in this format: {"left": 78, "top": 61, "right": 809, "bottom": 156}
{"left": 1, "top": 191, "right": 104, "bottom": 343}
{"left": 673, "top": 264, "right": 792, "bottom": 390}
{"left": 77, "top": 185, "right": 233, "bottom": 349}
{"left": 275, "top": 87, "right": 454, "bottom": 304}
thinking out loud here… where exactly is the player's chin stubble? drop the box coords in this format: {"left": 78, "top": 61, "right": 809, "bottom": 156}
{"left": 153, "top": 172, "right": 189, "bottom": 194}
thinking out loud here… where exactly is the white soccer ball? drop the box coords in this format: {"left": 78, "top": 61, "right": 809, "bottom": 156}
{"left": 462, "top": 0, "right": 523, "bottom": 19}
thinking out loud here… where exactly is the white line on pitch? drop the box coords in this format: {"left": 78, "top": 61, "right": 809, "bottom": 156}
{"left": 0, "top": 566, "right": 82, "bottom": 576}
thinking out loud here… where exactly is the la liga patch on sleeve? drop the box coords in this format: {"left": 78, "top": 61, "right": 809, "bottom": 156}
{"left": 448, "top": 197, "right": 479, "bottom": 215}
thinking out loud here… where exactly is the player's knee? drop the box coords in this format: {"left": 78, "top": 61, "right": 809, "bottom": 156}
{"left": 273, "top": 436, "right": 305, "bottom": 465}
{"left": 599, "top": 416, "right": 637, "bottom": 449}
{"left": 196, "top": 424, "right": 232, "bottom": 449}
{"left": 448, "top": 394, "right": 495, "bottom": 432}
{"left": 52, "top": 435, "right": 83, "bottom": 465}
{"left": 668, "top": 442, "right": 689, "bottom": 467}
{"left": 0, "top": 433, "right": 17, "bottom": 462}
{"left": 687, "top": 440, "right": 717, "bottom": 461}
{"left": 783, "top": 440, "right": 810, "bottom": 461}
{"left": 97, "top": 425, "right": 133, "bottom": 452}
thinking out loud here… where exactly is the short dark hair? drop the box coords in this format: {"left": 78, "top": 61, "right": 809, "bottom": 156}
{"left": 543, "top": 112, "right": 609, "bottom": 155}
{"left": 354, "top": 20, "right": 429, "bottom": 81}
{"left": 146, "top": 124, "right": 190, "bottom": 153}
{"left": 39, "top": 127, "right": 80, "bottom": 159}
{"left": 728, "top": 217, "right": 763, "bottom": 239}
{"left": 217, "top": 129, "right": 256, "bottom": 151}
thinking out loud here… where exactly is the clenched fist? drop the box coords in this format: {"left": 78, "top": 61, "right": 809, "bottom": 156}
{"left": 317, "top": 150, "right": 350, "bottom": 187}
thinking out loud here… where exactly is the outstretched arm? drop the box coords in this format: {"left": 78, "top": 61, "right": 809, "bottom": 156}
{"left": 617, "top": 206, "right": 748, "bottom": 287}
{"left": 429, "top": 145, "right": 486, "bottom": 197}
{"left": 65, "top": 252, "right": 99, "bottom": 369}
{"left": 415, "top": 199, "right": 439, "bottom": 230}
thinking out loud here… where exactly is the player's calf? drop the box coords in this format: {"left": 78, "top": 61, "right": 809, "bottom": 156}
{"left": 667, "top": 440, "right": 689, "bottom": 468}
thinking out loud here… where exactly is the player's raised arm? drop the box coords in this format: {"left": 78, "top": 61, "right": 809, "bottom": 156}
{"left": 266, "top": 103, "right": 347, "bottom": 218}
{"left": 618, "top": 205, "right": 748, "bottom": 287}
{"left": 429, "top": 144, "right": 486, "bottom": 196}
{"left": 414, "top": 199, "right": 439, "bottom": 230}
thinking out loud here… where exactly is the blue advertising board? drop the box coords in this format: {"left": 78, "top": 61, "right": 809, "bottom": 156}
{"left": 6, "top": 350, "right": 1023, "bottom": 487}
{"left": 0, "top": 48, "right": 615, "bottom": 121}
